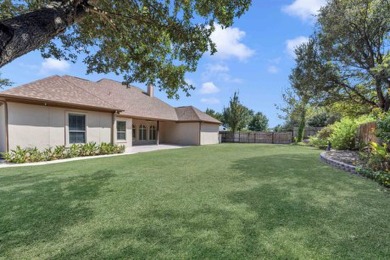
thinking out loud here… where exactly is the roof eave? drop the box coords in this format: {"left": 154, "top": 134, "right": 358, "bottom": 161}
{"left": 0, "top": 94, "right": 124, "bottom": 113}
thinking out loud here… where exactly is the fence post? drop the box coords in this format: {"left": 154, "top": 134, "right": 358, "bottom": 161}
{"left": 239, "top": 132, "right": 241, "bottom": 143}
{"left": 272, "top": 132, "right": 275, "bottom": 144}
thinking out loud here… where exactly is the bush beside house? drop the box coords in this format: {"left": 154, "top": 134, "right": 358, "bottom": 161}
{"left": 2, "top": 142, "right": 125, "bottom": 163}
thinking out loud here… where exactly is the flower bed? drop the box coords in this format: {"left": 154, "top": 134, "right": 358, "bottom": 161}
{"left": 2, "top": 142, "right": 125, "bottom": 163}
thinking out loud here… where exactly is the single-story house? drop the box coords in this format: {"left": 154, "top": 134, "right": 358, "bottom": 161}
{"left": 0, "top": 75, "right": 221, "bottom": 153}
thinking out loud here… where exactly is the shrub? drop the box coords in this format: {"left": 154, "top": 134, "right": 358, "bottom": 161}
{"left": 357, "top": 167, "right": 390, "bottom": 188}
{"left": 80, "top": 142, "right": 99, "bottom": 156}
{"left": 329, "top": 118, "right": 357, "bottom": 150}
{"left": 309, "top": 126, "right": 333, "bottom": 149}
{"left": 329, "top": 116, "right": 374, "bottom": 150}
{"left": 376, "top": 112, "right": 390, "bottom": 143}
{"left": 99, "top": 142, "right": 115, "bottom": 154}
{"left": 53, "top": 145, "right": 68, "bottom": 159}
{"left": 2, "top": 142, "right": 126, "bottom": 163}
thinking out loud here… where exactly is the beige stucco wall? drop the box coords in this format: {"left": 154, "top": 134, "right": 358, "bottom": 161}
{"left": 114, "top": 116, "right": 132, "bottom": 147}
{"left": 160, "top": 121, "right": 200, "bottom": 145}
{"left": 200, "top": 123, "right": 220, "bottom": 145}
{"left": 7, "top": 102, "right": 113, "bottom": 150}
{"left": 0, "top": 103, "right": 6, "bottom": 153}
{"left": 132, "top": 119, "right": 157, "bottom": 145}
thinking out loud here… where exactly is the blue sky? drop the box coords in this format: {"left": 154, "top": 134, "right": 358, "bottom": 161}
{"left": 1, "top": 0, "right": 326, "bottom": 127}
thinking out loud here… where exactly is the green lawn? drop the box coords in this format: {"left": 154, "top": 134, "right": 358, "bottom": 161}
{"left": 0, "top": 144, "right": 389, "bottom": 259}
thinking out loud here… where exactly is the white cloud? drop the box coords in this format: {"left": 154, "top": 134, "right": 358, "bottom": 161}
{"left": 206, "top": 63, "right": 229, "bottom": 73}
{"left": 282, "top": 0, "right": 326, "bottom": 22}
{"left": 210, "top": 24, "right": 255, "bottom": 61}
{"left": 39, "top": 58, "right": 70, "bottom": 74}
{"left": 200, "top": 82, "right": 220, "bottom": 94}
{"left": 267, "top": 65, "right": 279, "bottom": 74}
{"left": 201, "top": 98, "right": 220, "bottom": 105}
{"left": 202, "top": 63, "right": 243, "bottom": 84}
{"left": 286, "top": 36, "right": 309, "bottom": 58}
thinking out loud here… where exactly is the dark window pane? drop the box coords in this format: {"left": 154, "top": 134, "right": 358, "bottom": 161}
{"left": 69, "top": 114, "right": 85, "bottom": 131}
{"left": 139, "top": 125, "right": 147, "bottom": 140}
{"left": 117, "top": 121, "right": 126, "bottom": 131}
{"left": 117, "top": 132, "right": 126, "bottom": 140}
{"left": 132, "top": 125, "right": 136, "bottom": 138}
{"left": 149, "top": 126, "right": 156, "bottom": 140}
{"left": 70, "top": 132, "right": 86, "bottom": 144}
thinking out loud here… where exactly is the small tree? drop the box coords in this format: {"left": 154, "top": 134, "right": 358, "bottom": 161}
{"left": 223, "top": 92, "right": 250, "bottom": 133}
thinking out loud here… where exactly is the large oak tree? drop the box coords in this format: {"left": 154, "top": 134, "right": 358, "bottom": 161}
{"left": 0, "top": 0, "right": 251, "bottom": 97}
{"left": 315, "top": 0, "right": 390, "bottom": 111}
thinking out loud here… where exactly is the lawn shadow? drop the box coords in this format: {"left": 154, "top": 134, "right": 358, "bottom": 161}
{"left": 0, "top": 169, "right": 115, "bottom": 256}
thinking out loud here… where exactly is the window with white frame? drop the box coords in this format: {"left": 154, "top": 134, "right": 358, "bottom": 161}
{"left": 117, "top": 121, "right": 126, "bottom": 141}
{"left": 132, "top": 124, "right": 136, "bottom": 139}
{"left": 139, "top": 124, "right": 147, "bottom": 140}
{"left": 149, "top": 125, "right": 156, "bottom": 140}
{"left": 69, "top": 114, "right": 86, "bottom": 144}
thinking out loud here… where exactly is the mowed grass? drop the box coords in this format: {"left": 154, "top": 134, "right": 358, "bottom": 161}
{"left": 0, "top": 144, "right": 389, "bottom": 259}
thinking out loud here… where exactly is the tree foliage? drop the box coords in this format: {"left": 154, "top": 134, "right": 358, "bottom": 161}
{"left": 248, "top": 112, "right": 268, "bottom": 131}
{"left": 0, "top": 0, "right": 251, "bottom": 98}
{"left": 0, "top": 73, "right": 11, "bottom": 88}
{"left": 308, "top": 0, "right": 390, "bottom": 111}
{"left": 205, "top": 108, "right": 223, "bottom": 123}
{"left": 223, "top": 92, "right": 251, "bottom": 133}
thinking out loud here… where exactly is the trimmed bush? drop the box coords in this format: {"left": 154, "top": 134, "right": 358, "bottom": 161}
{"left": 309, "top": 126, "right": 333, "bottom": 149}
{"left": 2, "top": 142, "right": 126, "bottom": 163}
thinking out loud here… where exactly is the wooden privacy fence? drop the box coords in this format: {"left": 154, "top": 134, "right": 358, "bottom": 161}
{"left": 357, "top": 122, "right": 378, "bottom": 145}
{"left": 293, "top": 127, "right": 323, "bottom": 139}
{"left": 220, "top": 131, "right": 293, "bottom": 144}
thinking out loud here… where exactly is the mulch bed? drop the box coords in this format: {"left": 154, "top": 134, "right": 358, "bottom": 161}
{"left": 324, "top": 150, "right": 362, "bottom": 166}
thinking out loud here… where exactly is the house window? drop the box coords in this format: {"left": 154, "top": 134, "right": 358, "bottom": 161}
{"left": 149, "top": 125, "right": 156, "bottom": 140}
{"left": 117, "top": 121, "right": 126, "bottom": 141}
{"left": 69, "top": 114, "right": 86, "bottom": 144}
{"left": 139, "top": 124, "right": 147, "bottom": 140}
{"left": 132, "top": 124, "right": 136, "bottom": 139}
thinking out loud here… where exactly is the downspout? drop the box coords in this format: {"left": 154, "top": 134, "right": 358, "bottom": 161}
{"left": 0, "top": 101, "right": 9, "bottom": 153}
{"left": 198, "top": 122, "right": 202, "bottom": 146}
{"left": 157, "top": 121, "right": 160, "bottom": 145}
{"left": 111, "top": 111, "right": 116, "bottom": 145}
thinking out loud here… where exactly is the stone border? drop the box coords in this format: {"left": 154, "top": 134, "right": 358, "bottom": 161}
{"left": 320, "top": 151, "right": 357, "bottom": 174}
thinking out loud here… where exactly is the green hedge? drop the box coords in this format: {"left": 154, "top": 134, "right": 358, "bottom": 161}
{"left": 2, "top": 142, "right": 126, "bottom": 164}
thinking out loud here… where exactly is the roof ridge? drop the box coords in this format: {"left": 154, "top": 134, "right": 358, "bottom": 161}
{"left": 190, "top": 106, "right": 204, "bottom": 121}
{"left": 61, "top": 75, "right": 119, "bottom": 110}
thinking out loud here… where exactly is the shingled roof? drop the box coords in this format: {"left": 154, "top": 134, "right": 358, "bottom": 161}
{"left": 0, "top": 75, "right": 122, "bottom": 112}
{"left": 175, "top": 106, "right": 221, "bottom": 124}
{"left": 0, "top": 75, "right": 221, "bottom": 124}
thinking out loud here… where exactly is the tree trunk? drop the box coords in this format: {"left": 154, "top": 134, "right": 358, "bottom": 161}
{"left": 297, "top": 103, "right": 307, "bottom": 143}
{"left": 0, "top": 0, "right": 87, "bottom": 67}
